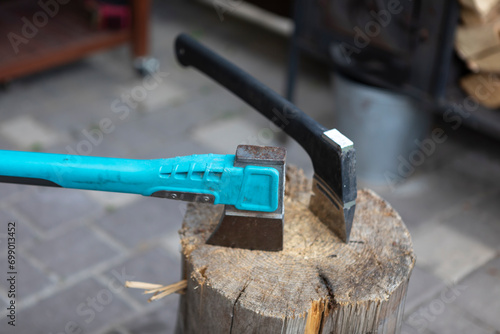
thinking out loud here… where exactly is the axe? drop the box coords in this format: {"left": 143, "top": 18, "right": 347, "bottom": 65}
{"left": 0, "top": 145, "right": 285, "bottom": 251}
{"left": 175, "top": 34, "right": 357, "bottom": 242}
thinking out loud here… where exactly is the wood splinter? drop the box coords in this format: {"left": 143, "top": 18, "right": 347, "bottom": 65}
{"left": 125, "top": 280, "right": 187, "bottom": 302}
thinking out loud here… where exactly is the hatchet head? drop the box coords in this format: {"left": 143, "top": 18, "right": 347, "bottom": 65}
{"left": 308, "top": 129, "right": 357, "bottom": 243}
{"left": 206, "top": 145, "right": 286, "bottom": 251}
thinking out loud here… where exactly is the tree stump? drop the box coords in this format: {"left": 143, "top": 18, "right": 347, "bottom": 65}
{"left": 175, "top": 167, "right": 415, "bottom": 334}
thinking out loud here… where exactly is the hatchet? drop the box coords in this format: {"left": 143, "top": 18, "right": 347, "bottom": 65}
{"left": 0, "top": 145, "right": 286, "bottom": 251}
{"left": 175, "top": 34, "right": 357, "bottom": 242}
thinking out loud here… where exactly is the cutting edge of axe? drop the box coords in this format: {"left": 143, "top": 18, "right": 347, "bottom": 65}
{"left": 174, "top": 33, "right": 357, "bottom": 242}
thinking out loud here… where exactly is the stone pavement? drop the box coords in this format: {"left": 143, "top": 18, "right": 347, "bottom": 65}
{"left": 0, "top": 0, "right": 499, "bottom": 333}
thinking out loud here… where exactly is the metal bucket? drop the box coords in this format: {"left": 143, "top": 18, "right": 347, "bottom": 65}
{"left": 332, "top": 73, "right": 432, "bottom": 185}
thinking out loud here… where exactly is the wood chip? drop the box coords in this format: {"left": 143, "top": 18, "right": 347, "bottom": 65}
{"left": 125, "top": 280, "right": 188, "bottom": 302}
{"left": 125, "top": 281, "right": 163, "bottom": 290}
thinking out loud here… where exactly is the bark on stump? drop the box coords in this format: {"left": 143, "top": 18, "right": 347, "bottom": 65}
{"left": 175, "top": 167, "right": 415, "bottom": 334}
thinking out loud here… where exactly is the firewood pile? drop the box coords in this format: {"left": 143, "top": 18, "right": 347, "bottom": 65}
{"left": 456, "top": 0, "right": 500, "bottom": 108}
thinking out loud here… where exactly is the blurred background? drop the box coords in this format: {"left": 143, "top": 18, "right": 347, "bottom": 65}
{"left": 0, "top": 0, "right": 499, "bottom": 333}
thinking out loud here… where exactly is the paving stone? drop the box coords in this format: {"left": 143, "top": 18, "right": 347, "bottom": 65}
{"left": 104, "top": 247, "right": 181, "bottom": 304}
{"left": 113, "top": 73, "right": 188, "bottom": 114}
{"left": 41, "top": 110, "right": 108, "bottom": 144}
{"left": 191, "top": 115, "right": 281, "bottom": 154}
{"left": 406, "top": 124, "right": 469, "bottom": 176}
{"left": 454, "top": 256, "right": 500, "bottom": 330}
{"left": 439, "top": 191, "right": 500, "bottom": 250}
{"left": 0, "top": 82, "right": 67, "bottom": 124}
{"left": 410, "top": 302, "right": 495, "bottom": 334}
{"left": 21, "top": 62, "right": 121, "bottom": 107}
{"left": 375, "top": 165, "right": 497, "bottom": 232}
{"left": 98, "top": 197, "right": 183, "bottom": 249}
{"left": 404, "top": 281, "right": 469, "bottom": 331}
{"left": 26, "top": 225, "right": 119, "bottom": 279}
{"left": 405, "top": 266, "right": 447, "bottom": 315}
{"left": 86, "top": 116, "right": 167, "bottom": 160}
{"left": 47, "top": 104, "right": 205, "bottom": 162}
{"left": 411, "top": 222, "right": 496, "bottom": 283}
{"left": 100, "top": 329, "right": 129, "bottom": 334}
{"left": 86, "top": 47, "right": 136, "bottom": 83}
{"left": 48, "top": 135, "right": 135, "bottom": 164}
{"left": 85, "top": 191, "right": 140, "bottom": 211}
{"left": 0, "top": 209, "right": 37, "bottom": 249}
{"left": 0, "top": 253, "right": 53, "bottom": 302}
{"left": 0, "top": 115, "right": 64, "bottom": 150}
{"left": 139, "top": 90, "right": 249, "bottom": 144}
{"left": 0, "top": 183, "right": 22, "bottom": 201}
{"left": 158, "top": 64, "right": 217, "bottom": 98}
{"left": 441, "top": 124, "right": 500, "bottom": 179}
{"left": 2, "top": 278, "right": 134, "bottom": 334}
{"left": 450, "top": 151, "right": 500, "bottom": 190}
{"left": 0, "top": 138, "right": 18, "bottom": 151}
{"left": 122, "top": 298, "right": 179, "bottom": 334}
{"left": 400, "top": 322, "right": 434, "bottom": 334}
{"left": 97, "top": 330, "right": 125, "bottom": 334}
{"left": 145, "top": 138, "right": 209, "bottom": 162}
{"left": 40, "top": 93, "right": 123, "bottom": 138}
{"left": 73, "top": 132, "right": 204, "bottom": 167}
{"left": 11, "top": 187, "right": 101, "bottom": 232}
{"left": 0, "top": 93, "right": 34, "bottom": 125}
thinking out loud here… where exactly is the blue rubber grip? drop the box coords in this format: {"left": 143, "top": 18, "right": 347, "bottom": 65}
{"left": 0, "top": 150, "right": 279, "bottom": 212}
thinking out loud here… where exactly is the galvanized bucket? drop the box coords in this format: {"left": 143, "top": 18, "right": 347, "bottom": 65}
{"left": 333, "top": 73, "right": 432, "bottom": 186}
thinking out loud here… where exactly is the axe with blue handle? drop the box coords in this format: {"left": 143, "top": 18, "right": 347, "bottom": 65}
{"left": 0, "top": 145, "right": 286, "bottom": 251}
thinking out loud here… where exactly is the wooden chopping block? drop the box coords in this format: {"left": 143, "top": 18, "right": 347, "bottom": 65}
{"left": 175, "top": 167, "right": 415, "bottom": 334}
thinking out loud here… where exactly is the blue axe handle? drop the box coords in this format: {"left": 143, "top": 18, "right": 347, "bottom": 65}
{"left": 0, "top": 150, "right": 279, "bottom": 212}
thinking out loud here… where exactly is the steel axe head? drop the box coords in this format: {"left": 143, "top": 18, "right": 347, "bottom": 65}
{"left": 206, "top": 145, "right": 286, "bottom": 251}
{"left": 308, "top": 129, "right": 357, "bottom": 243}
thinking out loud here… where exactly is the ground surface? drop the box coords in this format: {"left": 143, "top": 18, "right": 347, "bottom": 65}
{"left": 0, "top": 1, "right": 499, "bottom": 333}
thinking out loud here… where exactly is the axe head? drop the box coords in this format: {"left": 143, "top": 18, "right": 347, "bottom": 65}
{"left": 206, "top": 145, "right": 286, "bottom": 251}
{"left": 309, "top": 129, "right": 357, "bottom": 243}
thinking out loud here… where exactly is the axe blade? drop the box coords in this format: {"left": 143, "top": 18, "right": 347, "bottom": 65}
{"left": 309, "top": 129, "right": 357, "bottom": 242}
